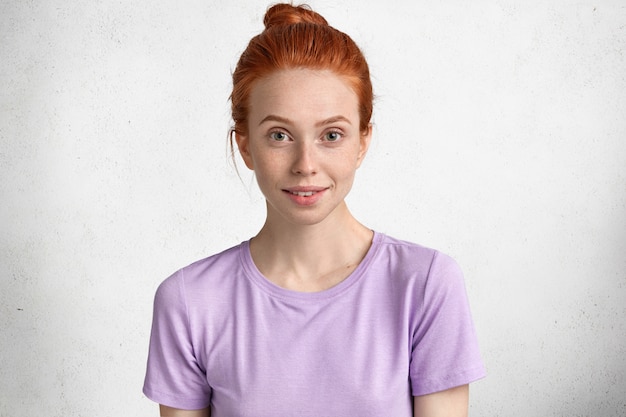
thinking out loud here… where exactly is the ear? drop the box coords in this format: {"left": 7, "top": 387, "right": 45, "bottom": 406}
{"left": 235, "top": 131, "right": 254, "bottom": 170}
{"left": 356, "top": 123, "right": 372, "bottom": 168}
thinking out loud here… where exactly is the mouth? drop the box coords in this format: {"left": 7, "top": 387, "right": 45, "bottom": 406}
{"left": 287, "top": 190, "right": 317, "bottom": 197}
{"left": 282, "top": 187, "right": 327, "bottom": 206}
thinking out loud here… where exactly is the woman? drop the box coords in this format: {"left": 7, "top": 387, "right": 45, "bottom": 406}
{"left": 143, "top": 4, "right": 485, "bottom": 416}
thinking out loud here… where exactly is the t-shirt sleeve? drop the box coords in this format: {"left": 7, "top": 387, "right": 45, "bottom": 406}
{"left": 409, "top": 251, "right": 486, "bottom": 396}
{"left": 143, "top": 270, "right": 212, "bottom": 409}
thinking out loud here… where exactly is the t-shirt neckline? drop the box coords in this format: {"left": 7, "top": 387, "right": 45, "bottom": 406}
{"left": 239, "top": 231, "right": 383, "bottom": 301}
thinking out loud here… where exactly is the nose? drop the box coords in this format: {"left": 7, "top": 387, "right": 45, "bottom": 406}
{"left": 291, "top": 141, "right": 317, "bottom": 176}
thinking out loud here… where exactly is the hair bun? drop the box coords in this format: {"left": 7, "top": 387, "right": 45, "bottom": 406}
{"left": 263, "top": 3, "right": 328, "bottom": 29}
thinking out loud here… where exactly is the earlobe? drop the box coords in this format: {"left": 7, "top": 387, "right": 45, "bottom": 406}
{"left": 235, "top": 132, "right": 254, "bottom": 170}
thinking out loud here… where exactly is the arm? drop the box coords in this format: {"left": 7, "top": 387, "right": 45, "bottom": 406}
{"left": 159, "top": 405, "right": 210, "bottom": 417}
{"left": 413, "top": 384, "right": 469, "bottom": 417}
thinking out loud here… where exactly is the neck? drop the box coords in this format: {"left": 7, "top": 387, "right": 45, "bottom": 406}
{"left": 249, "top": 203, "right": 373, "bottom": 292}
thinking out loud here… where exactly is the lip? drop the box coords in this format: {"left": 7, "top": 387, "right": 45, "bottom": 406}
{"left": 282, "top": 186, "right": 328, "bottom": 206}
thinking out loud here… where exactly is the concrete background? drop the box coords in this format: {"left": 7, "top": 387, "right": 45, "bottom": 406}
{"left": 1, "top": 0, "right": 625, "bottom": 416}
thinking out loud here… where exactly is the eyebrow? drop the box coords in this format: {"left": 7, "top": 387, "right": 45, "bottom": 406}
{"left": 259, "top": 115, "right": 352, "bottom": 127}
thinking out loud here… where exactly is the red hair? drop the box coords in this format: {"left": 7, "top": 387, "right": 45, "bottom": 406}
{"left": 230, "top": 3, "right": 373, "bottom": 136}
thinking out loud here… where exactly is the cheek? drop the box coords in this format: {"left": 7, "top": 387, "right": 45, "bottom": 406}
{"left": 334, "top": 147, "right": 362, "bottom": 172}
{"left": 250, "top": 153, "right": 282, "bottom": 181}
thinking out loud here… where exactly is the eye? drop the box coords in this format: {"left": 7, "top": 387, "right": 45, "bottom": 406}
{"left": 324, "top": 131, "right": 343, "bottom": 142}
{"left": 269, "top": 131, "right": 290, "bottom": 142}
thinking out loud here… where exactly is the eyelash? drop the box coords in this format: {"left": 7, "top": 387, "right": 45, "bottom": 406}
{"left": 269, "top": 131, "right": 290, "bottom": 142}
{"left": 324, "top": 130, "right": 343, "bottom": 142}
{"left": 268, "top": 129, "right": 344, "bottom": 142}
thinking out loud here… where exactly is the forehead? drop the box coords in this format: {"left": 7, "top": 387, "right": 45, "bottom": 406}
{"left": 248, "top": 69, "right": 360, "bottom": 124}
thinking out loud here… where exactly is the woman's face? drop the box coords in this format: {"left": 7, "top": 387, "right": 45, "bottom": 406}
{"left": 236, "top": 68, "right": 371, "bottom": 227}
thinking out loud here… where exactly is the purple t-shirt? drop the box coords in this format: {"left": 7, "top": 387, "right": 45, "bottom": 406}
{"left": 143, "top": 232, "right": 485, "bottom": 416}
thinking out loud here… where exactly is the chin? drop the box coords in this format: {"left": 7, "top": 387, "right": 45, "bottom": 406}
{"left": 267, "top": 206, "right": 337, "bottom": 228}
{"left": 265, "top": 196, "right": 349, "bottom": 228}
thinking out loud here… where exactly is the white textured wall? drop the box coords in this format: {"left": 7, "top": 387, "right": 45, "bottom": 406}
{"left": 1, "top": 1, "right": 625, "bottom": 416}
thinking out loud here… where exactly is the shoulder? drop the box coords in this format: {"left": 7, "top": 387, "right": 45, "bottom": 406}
{"left": 372, "top": 233, "right": 464, "bottom": 293}
{"left": 181, "top": 243, "right": 244, "bottom": 284}
{"left": 376, "top": 233, "right": 436, "bottom": 259}
{"left": 154, "top": 242, "right": 246, "bottom": 301}
{"left": 374, "top": 233, "right": 460, "bottom": 275}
